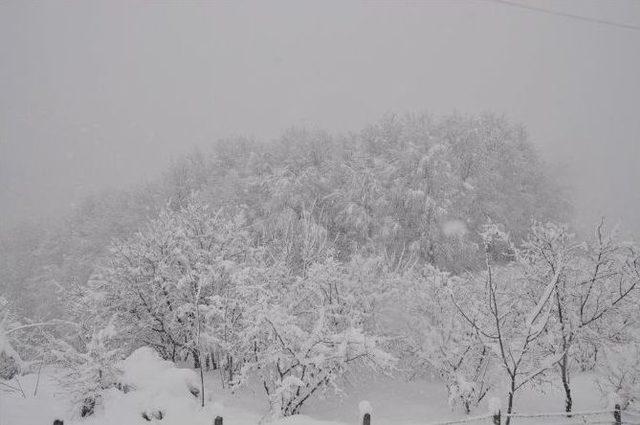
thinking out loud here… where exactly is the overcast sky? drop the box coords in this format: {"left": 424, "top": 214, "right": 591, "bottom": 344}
{"left": 1, "top": 0, "right": 639, "bottom": 236}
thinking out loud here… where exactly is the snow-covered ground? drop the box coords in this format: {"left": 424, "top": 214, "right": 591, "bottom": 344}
{"left": 1, "top": 352, "right": 608, "bottom": 425}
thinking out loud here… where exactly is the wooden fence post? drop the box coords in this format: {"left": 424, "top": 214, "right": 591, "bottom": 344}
{"left": 489, "top": 397, "right": 501, "bottom": 425}
{"left": 359, "top": 401, "right": 372, "bottom": 425}
{"left": 613, "top": 404, "right": 621, "bottom": 425}
{"left": 363, "top": 413, "right": 371, "bottom": 425}
{"left": 492, "top": 410, "right": 501, "bottom": 425}
{"left": 214, "top": 415, "right": 223, "bottom": 425}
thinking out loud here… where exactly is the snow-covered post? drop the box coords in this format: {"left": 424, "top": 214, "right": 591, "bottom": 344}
{"left": 213, "top": 402, "right": 224, "bottom": 425}
{"left": 609, "top": 393, "right": 622, "bottom": 425}
{"left": 613, "top": 404, "right": 621, "bottom": 425}
{"left": 489, "top": 397, "right": 501, "bottom": 425}
{"left": 359, "top": 401, "right": 372, "bottom": 425}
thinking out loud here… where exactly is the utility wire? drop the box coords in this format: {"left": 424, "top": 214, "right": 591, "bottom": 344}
{"left": 485, "top": 0, "right": 640, "bottom": 32}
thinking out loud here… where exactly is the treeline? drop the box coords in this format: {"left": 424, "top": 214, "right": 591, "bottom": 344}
{"left": 1, "top": 113, "right": 568, "bottom": 319}
{"left": 7, "top": 113, "right": 636, "bottom": 421}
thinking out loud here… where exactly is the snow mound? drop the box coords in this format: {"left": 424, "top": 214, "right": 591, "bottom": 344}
{"left": 77, "top": 347, "right": 212, "bottom": 425}
{"left": 119, "top": 347, "right": 198, "bottom": 397}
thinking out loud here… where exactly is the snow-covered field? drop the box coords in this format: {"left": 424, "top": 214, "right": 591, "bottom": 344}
{"left": 1, "top": 350, "right": 608, "bottom": 425}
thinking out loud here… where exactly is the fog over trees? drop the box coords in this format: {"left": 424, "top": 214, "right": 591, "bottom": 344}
{"left": 2, "top": 114, "right": 639, "bottom": 420}
{"left": 1, "top": 2, "right": 640, "bottom": 425}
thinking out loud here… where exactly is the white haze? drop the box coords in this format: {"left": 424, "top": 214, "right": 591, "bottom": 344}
{"left": 1, "top": 0, "right": 639, "bottom": 236}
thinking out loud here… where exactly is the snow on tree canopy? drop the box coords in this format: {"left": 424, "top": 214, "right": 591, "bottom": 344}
{"left": 442, "top": 220, "right": 467, "bottom": 237}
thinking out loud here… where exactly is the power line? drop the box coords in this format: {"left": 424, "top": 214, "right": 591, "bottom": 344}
{"left": 485, "top": 0, "right": 640, "bottom": 32}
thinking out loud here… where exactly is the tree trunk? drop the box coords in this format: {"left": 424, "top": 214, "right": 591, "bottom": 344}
{"left": 505, "top": 379, "right": 515, "bottom": 425}
{"left": 556, "top": 290, "right": 573, "bottom": 414}
{"left": 211, "top": 351, "right": 217, "bottom": 370}
{"left": 560, "top": 356, "right": 572, "bottom": 415}
{"left": 193, "top": 350, "right": 201, "bottom": 369}
{"left": 199, "top": 361, "right": 205, "bottom": 407}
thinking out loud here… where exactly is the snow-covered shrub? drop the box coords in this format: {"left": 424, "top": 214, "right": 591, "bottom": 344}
{"left": 0, "top": 351, "right": 19, "bottom": 380}
{"left": 447, "top": 374, "right": 489, "bottom": 415}
{"left": 50, "top": 320, "right": 125, "bottom": 417}
{"left": 597, "top": 343, "right": 640, "bottom": 409}
{"left": 0, "top": 302, "right": 47, "bottom": 385}
{"left": 0, "top": 311, "right": 22, "bottom": 380}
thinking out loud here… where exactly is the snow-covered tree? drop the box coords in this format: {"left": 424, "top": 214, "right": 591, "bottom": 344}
{"left": 379, "top": 265, "right": 493, "bottom": 414}
{"left": 451, "top": 225, "right": 563, "bottom": 424}
{"left": 93, "top": 196, "right": 262, "bottom": 392}
{"left": 239, "top": 257, "right": 393, "bottom": 418}
{"left": 521, "top": 221, "right": 640, "bottom": 412}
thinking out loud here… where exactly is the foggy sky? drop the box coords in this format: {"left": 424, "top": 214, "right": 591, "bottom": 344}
{"left": 1, "top": 0, "right": 639, "bottom": 236}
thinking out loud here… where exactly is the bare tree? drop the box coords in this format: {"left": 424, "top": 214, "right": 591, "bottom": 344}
{"left": 452, "top": 226, "right": 563, "bottom": 424}
{"left": 522, "top": 221, "right": 640, "bottom": 413}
